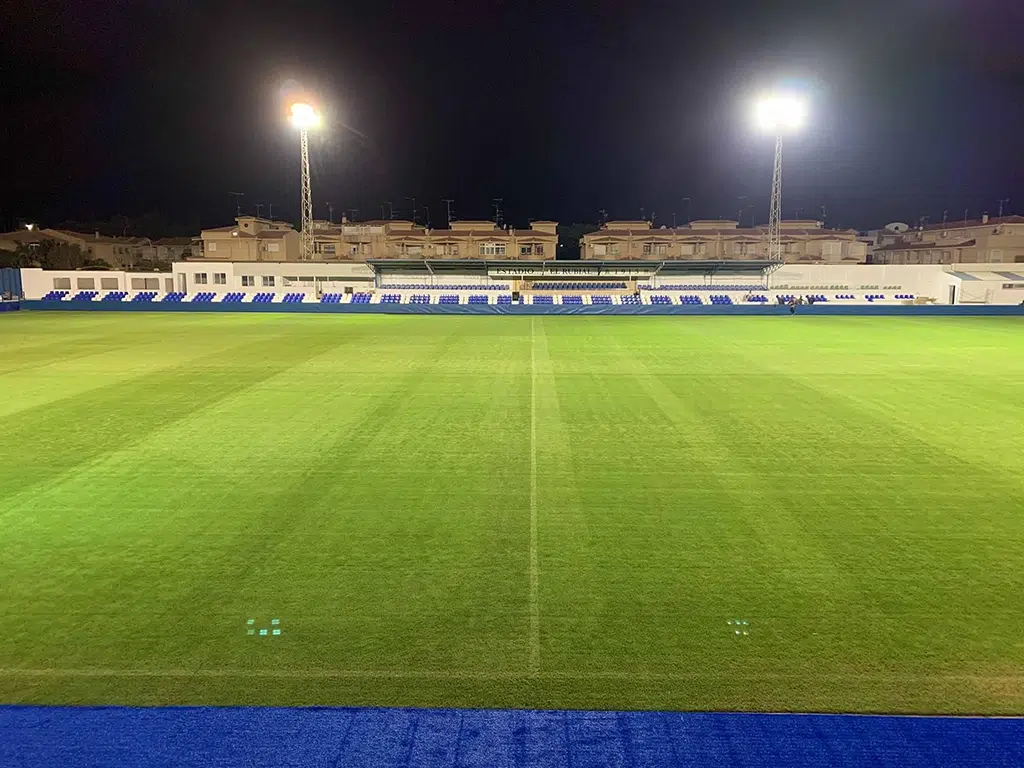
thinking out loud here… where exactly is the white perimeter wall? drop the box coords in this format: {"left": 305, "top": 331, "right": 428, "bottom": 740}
{"left": 20, "top": 268, "right": 172, "bottom": 298}
{"left": 171, "top": 261, "right": 375, "bottom": 294}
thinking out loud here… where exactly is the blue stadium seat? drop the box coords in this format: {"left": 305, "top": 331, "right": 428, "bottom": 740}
{"left": 131, "top": 291, "right": 156, "bottom": 302}
{"left": 71, "top": 290, "right": 99, "bottom": 301}
{"left": 379, "top": 294, "right": 401, "bottom": 304}
{"left": 161, "top": 292, "right": 185, "bottom": 303}
{"left": 350, "top": 293, "right": 372, "bottom": 304}
{"left": 531, "top": 295, "right": 553, "bottom": 305}
{"left": 496, "top": 295, "right": 513, "bottom": 305}
{"left": 41, "top": 290, "right": 70, "bottom": 301}
{"left": 650, "top": 295, "right": 672, "bottom": 305}
{"left": 467, "top": 295, "right": 489, "bottom": 304}
{"left": 680, "top": 295, "right": 703, "bottom": 305}
{"left": 710, "top": 295, "right": 733, "bottom": 305}
{"left": 101, "top": 291, "right": 128, "bottom": 302}
{"left": 438, "top": 294, "right": 460, "bottom": 305}
{"left": 409, "top": 294, "right": 430, "bottom": 304}
{"left": 590, "top": 295, "right": 612, "bottom": 305}
{"left": 561, "top": 295, "right": 583, "bottom": 305}
{"left": 190, "top": 292, "right": 216, "bottom": 303}
{"left": 620, "top": 295, "right": 641, "bottom": 305}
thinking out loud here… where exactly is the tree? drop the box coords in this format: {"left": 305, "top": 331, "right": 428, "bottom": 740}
{"left": 0, "top": 241, "right": 91, "bottom": 270}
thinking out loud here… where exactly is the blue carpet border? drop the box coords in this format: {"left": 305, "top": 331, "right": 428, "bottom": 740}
{"left": 2, "top": 705, "right": 1023, "bottom": 767}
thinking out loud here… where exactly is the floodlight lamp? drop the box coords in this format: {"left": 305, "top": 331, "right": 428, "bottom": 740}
{"left": 25, "top": 223, "right": 35, "bottom": 231}
{"left": 755, "top": 94, "right": 806, "bottom": 133}
{"left": 289, "top": 102, "right": 321, "bottom": 129}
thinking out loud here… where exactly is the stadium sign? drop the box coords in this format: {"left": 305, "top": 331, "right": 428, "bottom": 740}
{"left": 489, "top": 265, "right": 654, "bottom": 277}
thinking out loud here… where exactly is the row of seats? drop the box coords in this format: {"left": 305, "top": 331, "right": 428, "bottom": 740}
{"left": 222, "top": 292, "right": 245, "bottom": 303}
{"left": 381, "top": 283, "right": 509, "bottom": 291}
{"left": 438, "top": 295, "right": 460, "bottom": 305}
{"left": 282, "top": 293, "right": 305, "bottom": 304}
{"left": 709, "top": 295, "right": 734, "bottom": 305}
{"left": 191, "top": 292, "right": 216, "bottom": 303}
{"left": 321, "top": 293, "right": 344, "bottom": 304}
{"left": 865, "top": 294, "right": 886, "bottom": 302}
{"left": 41, "top": 290, "right": 70, "bottom": 300}
{"left": 467, "top": 295, "right": 489, "bottom": 305}
{"left": 252, "top": 293, "right": 275, "bottom": 303}
{"left": 131, "top": 291, "right": 157, "bottom": 302}
{"left": 895, "top": 294, "right": 915, "bottom": 300}
{"left": 379, "top": 294, "right": 401, "bottom": 304}
{"left": 536, "top": 282, "right": 626, "bottom": 291}
{"left": 621, "top": 295, "right": 641, "bottom": 305}
{"left": 162, "top": 292, "right": 186, "bottom": 303}
{"left": 651, "top": 295, "right": 672, "bottom": 305}
{"left": 645, "top": 284, "right": 760, "bottom": 291}
{"left": 410, "top": 295, "right": 430, "bottom": 304}
{"left": 834, "top": 294, "right": 856, "bottom": 300}
{"left": 350, "top": 293, "right": 372, "bottom": 304}
{"left": 101, "top": 291, "right": 128, "bottom": 302}
{"left": 72, "top": 290, "right": 99, "bottom": 301}
{"left": 746, "top": 295, "right": 769, "bottom": 303}
{"left": 562, "top": 295, "right": 583, "bottom": 305}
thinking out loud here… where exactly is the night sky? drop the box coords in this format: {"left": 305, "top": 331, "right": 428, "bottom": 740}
{"left": 2, "top": 0, "right": 1023, "bottom": 233}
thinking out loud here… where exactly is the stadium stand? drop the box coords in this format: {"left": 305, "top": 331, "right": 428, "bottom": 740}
{"left": 381, "top": 283, "right": 508, "bottom": 290}
{"left": 745, "top": 295, "right": 769, "bottom": 303}
{"left": 252, "top": 292, "right": 275, "bottom": 304}
{"left": 71, "top": 290, "right": 99, "bottom": 301}
{"left": 378, "top": 293, "right": 401, "bottom": 304}
{"left": 590, "top": 295, "right": 612, "bottom": 305}
{"left": 221, "top": 292, "right": 245, "bottom": 303}
{"left": 710, "top": 295, "right": 733, "bottom": 305}
{"left": 650, "top": 295, "right": 673, "bottom": 305}
{"left": 895, "top": 294, "right": 915, "bottom": 299}
{"left": 620, "top": 295, "right": 641, "bottom": 305}
{"left": 679, "top": 295, "right": 704, "bottom": 305}
{"left": 191, "top": 292, "right": 216, "bottom": 303}
{"left": 834, "top": 294, "right": 856, "bottom": 300}
{"left": 438, "top": 294, "right": 460, "bottom": 305}
{"left": 320, "top": 293, "right": 343, "bottom": 304}
{"left": 561, "top": 295, "right": 583, "bottom": 305}
{"left": 41, "top": 290, "right": 69, "bottom": 301}
{"left": 496, "top": 295, "right": 513, "bottom": 305}
{"left": 538, "top": 282, "right": 627, "bottom": 290}
{"left": 531, "top": 295, "right": 553, "bottom": 305}
{"left": 282, "top": 293, "right": 305, "bottom": 304}
{"left": 409, "top": 294, "right": 430, "bottom": 304}
{"left": 865, "top": 294, "right": 885, "bottom": 302}
{"left": 350, "top": 293, "right": 372, "bottom": 304}
{"left": 162, "top": 292, "right": 185, "bottom": 303}
{"left": 131, "top": 291, "right": 157, "bottom": 302}
{"left": 467, "top": 295, "right": 489, "bottom": 305}
{"left": 101, "top": 291, "right": 128, "bottom": 302}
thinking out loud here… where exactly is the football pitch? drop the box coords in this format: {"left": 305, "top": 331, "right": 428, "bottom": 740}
{"left": 1, "top": 311, "right": 1023, "bottom": 714}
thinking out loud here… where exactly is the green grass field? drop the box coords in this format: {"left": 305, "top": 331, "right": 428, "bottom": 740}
{"left": 1, "top": 312, "right": 1023, "bottom": 713}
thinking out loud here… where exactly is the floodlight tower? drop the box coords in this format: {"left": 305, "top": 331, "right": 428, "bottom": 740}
{"left": 289, "top": 102, "right": 321, "bottom": 260}
{"left": 755, "top": 94, "right": 806, "bottom": 261}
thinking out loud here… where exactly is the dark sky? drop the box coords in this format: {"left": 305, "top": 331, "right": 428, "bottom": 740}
{"left": 2, "top": 0, "right": 1023, "bottom": 232}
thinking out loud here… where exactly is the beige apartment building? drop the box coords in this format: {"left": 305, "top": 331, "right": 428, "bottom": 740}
{"left": 199, "top": 216, "right": 300, "bottom": 261}
{"left": 0, "top": 228, "right": 156, "bottom": 267}
{"left": 871, "top": 215, "right": 1024, "bottom": 265}
{"left": 310, "top": 219, "right": 558, "bottom": 260}
{"left": 581, "top": 219, "right": 867, "bottom": 263}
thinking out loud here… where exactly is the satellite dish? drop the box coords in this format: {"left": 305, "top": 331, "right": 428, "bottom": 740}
{"left": 885, "top": 222, "right": 910, "bottom": 233}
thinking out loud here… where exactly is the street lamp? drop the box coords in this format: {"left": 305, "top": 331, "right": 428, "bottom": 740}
{"left": 289, "top": 102, "right": 321, "bottom": 260}
{"left": 754, "top": 93, "right": 806, "bottom": 261}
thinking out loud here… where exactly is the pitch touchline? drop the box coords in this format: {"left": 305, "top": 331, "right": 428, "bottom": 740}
{"left": 2, "top": 668, "right": 1019, "bottom": 682}
{"left": 529, "top": 317, "right": 540, "bottom": 675}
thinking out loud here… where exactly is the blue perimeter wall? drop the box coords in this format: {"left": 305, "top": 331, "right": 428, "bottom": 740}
{"left": 3, "top": 706, "right": 1023, "bottom": 768}
{"left": 15, "top": 299, "right": 1024, "bottom": 316}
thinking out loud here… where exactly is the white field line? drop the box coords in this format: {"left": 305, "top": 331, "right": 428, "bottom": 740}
{"left": 529, "top": 317, "right": 540, "bottom": 674}
{"left": 1, "top": 667, "right": 1021, "bottom": 684}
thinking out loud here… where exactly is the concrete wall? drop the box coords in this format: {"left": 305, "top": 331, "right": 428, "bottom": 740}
{"left": 171, "top": 261, "right": 375, "bottom": 294}
{"left": 20, "top": 268, "right": 170, "bottom": 298}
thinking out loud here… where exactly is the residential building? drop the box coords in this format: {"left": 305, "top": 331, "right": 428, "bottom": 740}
{"left": 870, "top": 215, "right": 1024, "bottom": 265}
{"left": 199, "top": 216, "right": 300, "bottom": 261}
{"left": 154, "top": 237, "right": 199, "bottom": 262}
{"left": 0, "top": 228, "right": 155, "bottom": 267}
{"left": 310, "top": 219, "right": 558, "bottom": 261}
{"left": 581, "top": 219, "right": 867, "bottom": 263}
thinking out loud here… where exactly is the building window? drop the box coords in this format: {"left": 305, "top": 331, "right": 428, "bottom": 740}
{"left": 736, "top": 242, "right": 750, "bottom": 255}
{"left": 643, "top": 243, "right": 652, "bottom": 255}
{"left": 266, "top": 242, "right": 280, "bottom": 253}
{"left": 401, "top": 244, "right": 422, "bottom": 256}
{"left": 535, "top": 244, "right": 544, "bottom": 256}
{"left": 941, "top": 250, "right": 951, "bottom": 262}
{"left": 479, "top": 242, "right": 506, "bottom": 256}
{"left": 214, "top": 273, "right": 226, "bottom": 284}
{"left": 520, "top": 244, "right": 534, "bottom": 256}
{"left": 207, "top": 242, "right": 217, "bottom": 252}
{"left": 77, "top": 277, "right": 95, "bottom": 289}
{"left": 262, "top": 275, "right": 275, "bottom": 286}
{"left": 593, "top": 244, "right": 607, "bottom": 256}
{"left": 53, "top": 277, "right": 71, "bottom": 289}
{"left": 100, "top": 277, "right": 119, "bottom": 290}
{"left": 653, "top": 244, "right": 667, "bottom": 256}
{"left": 695, "top": 243, "right": 708, "bottom": 255}
{"left": 241, "top": 275, "right": 255, "bottom": 286}
{"left": 323, "top": 244, "right": 336, "bottom": 255}
{"left": 194, "top": 273, "right": 208, "bottom": 284}
{"left": 608, "top": 244, "right": 619, "bottom": 256}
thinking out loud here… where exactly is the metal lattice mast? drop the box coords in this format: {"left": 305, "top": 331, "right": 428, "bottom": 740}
{"left": 766, "top": 134, "right": 783, "bottom": 262}
{"left": 299, "top": 127, "right": 314, "bottom": 260}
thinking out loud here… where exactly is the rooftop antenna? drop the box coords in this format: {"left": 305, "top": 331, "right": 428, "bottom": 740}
{"left": 640, "top": 206, "right": 646, "bottom": 221}
{"left": 254, "top": 203, "right": 264, "bottom": 219}
{"left": 229, "top": 191, "right": 244, "bottom": 217}
{"left": 598, "top": 208, "right": 608, "bottom": 224}
{"left": 682, "top": 197, "right": 692, "bottom": 224}
{"left": 348, "top": 208, "right": 359, "bottom": 222}
{"left": 493, "top": 198, "right": 504, "bottom": 227}
{"left": 382, "top": 201, "right": 394, "bottom": 220}
{"left": 406, "top": 197, "right": 417, "bottom": 225}
{"left": 442, "top": 199, "right": 454, "bottom": 225}
{"left": 422, "top": 206, "right": 431, "bottom": 228}
{"left": 737, "top": 196, "right": 748, "bottom": 226}
{"left": 267, "top": 203, "right": 274, "bottom": 220}
{"left": 942, "top": 209, "right": 948, "bottom": 229}
{"left": 820, "top": 204, "right": 827, "bottom": 225}
{"left": 325, "top": 202, "right": 334, "bottom": 223}
{"left": 671, "top": 212, "right": 676, "bottom": 228}
{"left": 998, "top": 198, "right": 1010, "bottom": 218}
